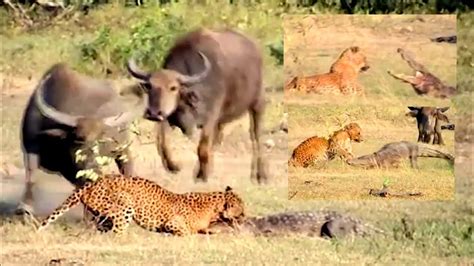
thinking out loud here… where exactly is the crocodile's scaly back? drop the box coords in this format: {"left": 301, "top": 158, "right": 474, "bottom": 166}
{"left": 208, "top": 210, "right": 384, "bottom": 238}
{"left": 348, "top": 141, "right": 454, "bottom": 169}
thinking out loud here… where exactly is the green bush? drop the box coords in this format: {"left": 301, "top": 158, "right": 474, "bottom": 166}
{"left": 77, "top": 10, "right": 187, "bottom": 75}
{"left": 267, "top": 39, "right": 284, "bottom": 66}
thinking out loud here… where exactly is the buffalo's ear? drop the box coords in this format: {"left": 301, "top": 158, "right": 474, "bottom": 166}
{"left": 40, "top": 129, "right": 68, "bottom": 139}
{"left": 438, "top": 106, "right": 450, "bottom": 113}
{"left": 435, "top": 112, "right": 450, "bottom": 123}
{"left": 406, "top": 106, "right": 420, "bottom": 117}
{"left": 407, "top": 106, "right": 420, "bottom": 111}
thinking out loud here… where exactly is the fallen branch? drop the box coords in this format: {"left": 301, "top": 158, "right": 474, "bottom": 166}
{"left": 288, "top": 191, "right": 298, "bottom": 200}
{"left": 368, "top": 185, "right": 423, "bottom": 198}
{"left": 430, "top": 35, "right": 457, "bottom": 44}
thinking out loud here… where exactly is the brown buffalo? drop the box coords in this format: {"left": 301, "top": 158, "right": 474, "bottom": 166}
{"left": 19, "top": 63, "right": 145, "bottom": 214}
{"left": 126, "top": 28, "right": 269, "bottom": 184}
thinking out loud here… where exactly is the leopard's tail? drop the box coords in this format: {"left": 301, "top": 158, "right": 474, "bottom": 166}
{"left": 287, "top": 152, "right": 303, "bottom": 168}
{"left": 36, "top": 183, "right": 90, "bottom": 232}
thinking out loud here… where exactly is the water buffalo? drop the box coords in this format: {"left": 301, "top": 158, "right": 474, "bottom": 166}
{"left": 126, "top": 28, "right": 269, "bottom": 184}
{"left": 19, "top": 63, "right": 146, "bottom": 213}
{"left": 406, "top": 106, "right": 451, "bottom": 145}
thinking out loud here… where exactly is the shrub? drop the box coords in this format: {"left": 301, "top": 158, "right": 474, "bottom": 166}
{"left": 77, "top": 10, "right": 187, "bottom": 76}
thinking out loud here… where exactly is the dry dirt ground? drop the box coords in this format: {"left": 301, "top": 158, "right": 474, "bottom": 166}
{"left": 0, "top": 73, "right": 288, "bottom": 215}
{"left": 284, "top": 15, "right": 456, "bottom": 201}
{"left": 0, "top": 67, "right": 472, "bottom": 265}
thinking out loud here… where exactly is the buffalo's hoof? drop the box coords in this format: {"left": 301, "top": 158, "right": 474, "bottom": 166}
{"left": 194, "top": 176, "right": 208, "bottom": 183}
{"left": 165, "top": 162, "right": 181, "bottom": 174}
{"left": 250, "top": 172, "right": 269, "bottom": 185}
{"left": 194, "top": 172, "right": 208, "bottom": 183}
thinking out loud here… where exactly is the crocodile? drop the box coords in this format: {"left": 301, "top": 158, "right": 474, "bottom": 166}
{"left": 347, "top": 141, "right": 454, "bottom": 169}
{"left": 205, "top": 210, "right": 384, "bottom": 239}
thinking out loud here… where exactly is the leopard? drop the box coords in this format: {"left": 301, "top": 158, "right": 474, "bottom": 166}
{"left": 35, "top": 174, "right": 245, "bottom": 236}
{"left": 285, "top": 46, "right": 370, "bottom": 95}
{"left": 288, "top": 123, "right": 363, "bottom": 168}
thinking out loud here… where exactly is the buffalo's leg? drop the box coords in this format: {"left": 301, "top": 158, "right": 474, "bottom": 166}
{"left": 424, "top": 133, "right": 432, "bottom": 144}
{"left": 249, "top": 102, "right": 269, "bottom": 184}
{"left": 409, "top": 155, "right": 419, "bottom": 169}
{"left": 156, "top": 121, "right": 181, "bottom": 173}
{"left": 435, "top": 131, "right": 444, "bottom": 145}
{"left": 433, "top": 121, "right": 445, "bottom": 145}
{"left": 195, "top": 100, "right": 223, "bottom": 182}
{"left": 195, "top": 126, "right": 214, "bottom": 182}
{"left": 432, "top": 132, "right": 439, "bottom": 145}
{"left": 417, "top": 126, "right": 423, "bottom": 142}
{"left": 213, "top": 123, "right": 224, "bottom": 147}
{"left": 16, "top": 153, "right": 39, "bottom": 215}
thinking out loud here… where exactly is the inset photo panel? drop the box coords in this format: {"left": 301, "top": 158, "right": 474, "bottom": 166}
{"left": 284, "top": 14, "right": 456, "bottom": 201}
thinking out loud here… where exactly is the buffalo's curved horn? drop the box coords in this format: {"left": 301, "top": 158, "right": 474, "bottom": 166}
{"left": 102, "top": 93, "right": 147, "bottom": 127}
{"left": 126, "top": 58, "right": 151, "bottom": 81}
{"left": 177, "top": 51, "right": 211, "bottom": 86}
{"left": 34, "top": 74, "right": 81, "bottom": 127}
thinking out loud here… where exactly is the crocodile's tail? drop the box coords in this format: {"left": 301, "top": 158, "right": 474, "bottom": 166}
{"left": 417, "top": 143, "right": 455, "bottom": 164}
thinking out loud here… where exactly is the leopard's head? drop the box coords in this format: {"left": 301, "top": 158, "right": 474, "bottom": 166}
{"left": 344, "top": 122, "right": 363, "bottom": 142}
{"left": 220, "top": 186, "right": 245, "bottom": 226}
{"left": 340, "top": 46, "right": 370, "bottom": 72}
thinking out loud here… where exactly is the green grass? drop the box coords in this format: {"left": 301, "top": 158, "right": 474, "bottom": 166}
{"left": 284, "top": 14, "right": 457, "bottom": 104}
{"left": 287, "top": 104, "right": 455, "bottom": 201}
{"left": 0, "top": 2, "right": 284, "bottom": 90}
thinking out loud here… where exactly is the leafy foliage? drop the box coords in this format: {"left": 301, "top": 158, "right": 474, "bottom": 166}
{"left": 73, "top": 121, "right": 139, "bottom": 182}
{"left": 267, "top": 39, "right": 284, "bottom": 66}
{"left": 77, "top": 11, "right": 187, "bottom": 76}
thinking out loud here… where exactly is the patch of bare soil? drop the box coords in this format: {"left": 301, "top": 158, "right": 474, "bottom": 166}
{"left": 0, "top": 76, "right": 288, "bottom": 218}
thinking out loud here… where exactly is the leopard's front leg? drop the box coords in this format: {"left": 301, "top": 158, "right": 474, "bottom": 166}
{"left": 164, "top": 216, "right": 192, "bottom": 236}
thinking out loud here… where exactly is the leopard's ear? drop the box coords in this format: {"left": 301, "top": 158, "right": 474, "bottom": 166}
{"left": 225, "top": 186, "right": 233, "bottom": 192}
{"left": 350, "top": 46, "right": 360, "bottom": 53}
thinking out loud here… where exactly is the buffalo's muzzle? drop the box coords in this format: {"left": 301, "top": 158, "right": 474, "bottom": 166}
{"left": 144, "top": 109, "right": 164, "bottom": 122}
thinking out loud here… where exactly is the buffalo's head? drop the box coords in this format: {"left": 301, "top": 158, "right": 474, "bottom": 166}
{"left": 35, "top": 76, "right": 141, "bottom": 140}
{"left": 407, "top": 106, "right": 450, "bottom": 136}
{"left": 34, "top": 74, "right": 143, "bottom": 170}
{"left": 126, "top": 52, "right": 211, "bottom": 136}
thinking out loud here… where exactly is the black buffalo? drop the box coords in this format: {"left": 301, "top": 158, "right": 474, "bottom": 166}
{"left": 19, "top": 63, "right": 145, "bottom": 212}
{"left": 126, "top": 28, "right": 269, "bottom": 184}
{"left": 406, "top": 106, "right": 451, "bottom": 145}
